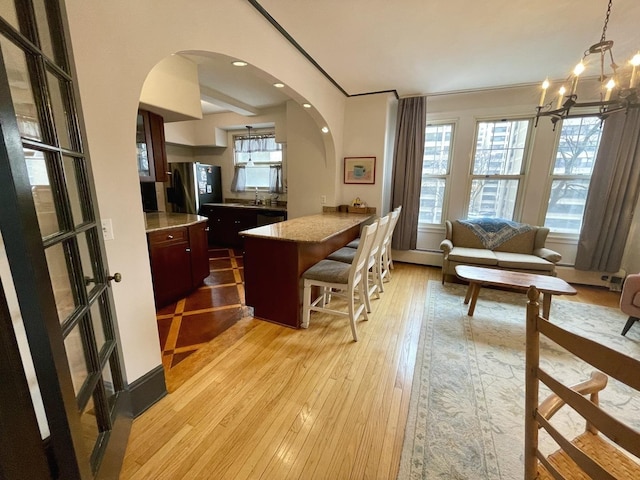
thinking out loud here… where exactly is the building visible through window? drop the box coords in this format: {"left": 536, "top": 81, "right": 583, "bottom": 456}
{"left": 468, "top": 119, "right": 530, "bottom": 220}
{"left": 419, "top": 123, "right": 454, "bottom": 224}
{"left": 543, "top": 117, "right": 603, "bottom": 234}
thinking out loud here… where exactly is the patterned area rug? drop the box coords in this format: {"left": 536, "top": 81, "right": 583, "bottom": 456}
{"left": 398, "top": 281, "right": 640, "bottom": 479}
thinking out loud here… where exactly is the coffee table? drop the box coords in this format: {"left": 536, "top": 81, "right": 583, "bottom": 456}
{"left": 454, "top": 265, "right": 577, "bottom": 318}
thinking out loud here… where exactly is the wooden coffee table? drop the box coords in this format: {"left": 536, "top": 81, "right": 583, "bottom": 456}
{"left": 454, "top": 265, "right": 577, "bottom": 318}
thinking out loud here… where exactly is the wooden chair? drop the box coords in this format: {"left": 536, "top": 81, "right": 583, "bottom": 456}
{"left": 301, "top": 221, "right": 378, "bottom": 341}
{"left": 524, "top": 286, "right": 640, "bottom": 479}
{"left": 379, "top": 205, "right": 401, "bottom": 290}
{"left": 327, "top": 213, "right": 391, "bottom": 311}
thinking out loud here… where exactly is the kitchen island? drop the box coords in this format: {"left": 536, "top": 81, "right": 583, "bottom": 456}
{"left": 240, "top": 212, "right": 374, "bottom": 328}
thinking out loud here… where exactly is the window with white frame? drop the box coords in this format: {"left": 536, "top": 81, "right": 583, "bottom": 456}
{"left": 468, "top": 119, "right": 531, "bottom": 220}
{"left": 234, "top": 131, "right": 283, "bottom": 189}
{"left": 543, "top": 116, "right": 603, "bottom": 234}
{"left": 419, "top": 123, "right": 454, "bottom": 224}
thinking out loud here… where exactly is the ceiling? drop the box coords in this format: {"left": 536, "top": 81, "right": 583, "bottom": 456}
{"left": 181, "top": 0, "right": 640, "bottom": 115}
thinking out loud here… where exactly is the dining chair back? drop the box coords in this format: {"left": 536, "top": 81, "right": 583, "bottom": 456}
{"left": 327, "top": 214, "right": 391, "bottom": 311}
{"left": 524, "top": 286, "right": 640, "bottom": 479}
{"left": 379, "top": 206, "right": 402, "bottom": 288}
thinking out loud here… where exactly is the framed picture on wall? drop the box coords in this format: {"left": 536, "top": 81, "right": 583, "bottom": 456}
{"left": 344, "top": 156, "right": 376, "bottom": 184}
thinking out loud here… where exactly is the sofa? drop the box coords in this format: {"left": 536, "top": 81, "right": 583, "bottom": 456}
{"left": 439, "top": 218, "right": 562, "bottom": 283}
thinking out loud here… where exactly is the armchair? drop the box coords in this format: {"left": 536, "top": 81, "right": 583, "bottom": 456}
{"left": 620, "top": 272, "right": 640, "bottom": 336}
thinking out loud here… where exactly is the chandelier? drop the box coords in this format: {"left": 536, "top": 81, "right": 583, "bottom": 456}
{"left": 535, "top": 0, "right": 640, "bottom": 128}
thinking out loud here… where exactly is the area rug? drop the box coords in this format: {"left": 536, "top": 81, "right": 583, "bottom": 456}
{"left": 398, "top": 281, "right": 640, "bottom": 479}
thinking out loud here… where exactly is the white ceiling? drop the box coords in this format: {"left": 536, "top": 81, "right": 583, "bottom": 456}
{"left": 182, "top": 0, "right": 640, "bottom": 114}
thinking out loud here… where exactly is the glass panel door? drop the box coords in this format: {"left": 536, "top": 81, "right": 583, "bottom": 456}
{"left": 0, "top": 1, "right": 129, "bottom": 478}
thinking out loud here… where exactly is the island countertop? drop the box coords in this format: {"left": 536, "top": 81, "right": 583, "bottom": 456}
{"left": 239, "top": 212, "right": 373, "bottom": 243}
{"left": 144, "top": 212, "right": 208, "bottom": 233}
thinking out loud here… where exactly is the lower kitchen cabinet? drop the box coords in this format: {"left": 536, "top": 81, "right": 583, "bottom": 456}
{"left": 187, "top": 222, "right": 210, "bottom": 283}
{"left": 200, "top": 204, "right": 287, "bottom": 248}
{"left": 147, "top": 221, "right": 209, "bottom": 307}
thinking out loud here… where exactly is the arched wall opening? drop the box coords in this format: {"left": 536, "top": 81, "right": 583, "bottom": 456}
{"left": 139, "top": 50, "right": 340, "bottom": 218}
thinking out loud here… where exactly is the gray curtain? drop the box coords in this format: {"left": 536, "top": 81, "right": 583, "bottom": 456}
{"left": 230, "top": 165, "right": 246, "bottom": 192}
{"left": 575, "top": 108, "right": 640, "bottom": 272}
{"left": 390, "top": 96, "right": 426, "bottom": 250}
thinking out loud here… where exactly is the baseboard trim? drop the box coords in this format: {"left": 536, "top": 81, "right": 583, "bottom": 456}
{"left": 392, "top": 249, "right": 442, "bottom": 266}
{"left": 127, "top": 365, "right": 167, "bottom": 418}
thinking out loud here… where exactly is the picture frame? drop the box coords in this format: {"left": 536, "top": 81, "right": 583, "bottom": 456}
{"left": 344, "top": 156, "right": 376, "bottom": 184}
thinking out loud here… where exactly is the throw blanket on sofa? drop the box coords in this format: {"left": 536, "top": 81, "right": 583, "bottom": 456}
{"left": 458, "top": 218, "right": 533, "bottom": 250}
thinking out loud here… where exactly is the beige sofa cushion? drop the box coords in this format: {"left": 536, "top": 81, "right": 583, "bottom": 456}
{"left": 493, "top": 252, "right": 555, "bottom": 271}
{"left": 448, "top": 247, "right": 498, "bottom": 266}
{"left": 493, "top": 229, "right": 536, "bottom": 254}
{"left": 450, "top": 224, "right": 486, "bottom": 249}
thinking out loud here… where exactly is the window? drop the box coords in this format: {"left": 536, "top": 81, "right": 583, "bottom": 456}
{"left": 234, "top": 132, "right": 282, "bottom": 188}
{"left": 468, "top": 119, "right": 531, "bottom": 219}
{"left": 419, "top": 123, "right": 454, "bottom": 224}
{"left": 543, "top": 117, "right": 603, "bottom": 234}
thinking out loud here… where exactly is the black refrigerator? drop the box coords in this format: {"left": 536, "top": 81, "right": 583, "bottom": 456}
{"left": 168, "top": 162, "right": 222, "bottom": 214}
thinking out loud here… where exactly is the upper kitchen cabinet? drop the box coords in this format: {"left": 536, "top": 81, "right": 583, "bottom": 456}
{"left": 137, "top": 109, "right": 169, "bottom": 182}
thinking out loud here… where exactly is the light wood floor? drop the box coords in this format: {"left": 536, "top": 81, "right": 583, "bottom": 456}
{"left": 120, "top": 264, "right": 620, "bottom": 480}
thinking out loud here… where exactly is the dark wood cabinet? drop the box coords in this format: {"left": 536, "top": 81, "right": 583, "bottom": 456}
{"left": 199, "top": 204, "right": 286, "bottom": 248}
{"left": 188, "top": 222, "right": 210, "bottom": 284}
{"left": 147, "top": 222, "right": 209, "bottom": 307}
{"left": 203, "top": 206, "right": 241, "bottom": 247}
{"left": 137, "top": 109, "right": 168, "bottom": 183}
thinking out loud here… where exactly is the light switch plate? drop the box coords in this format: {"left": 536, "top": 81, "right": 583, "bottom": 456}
{"left": 101, "top": 218, "right": 114, "bottom": 241}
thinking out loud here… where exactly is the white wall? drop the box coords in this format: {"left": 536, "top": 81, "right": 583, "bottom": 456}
{"left": 166, "top": 144, "right": 196, "bottom": 164}
{"left": 63, "top": 0, "right": 348, "bottom": 383}
{"left": 286, "top": 101, "right": 334, "bottom": 218}
{"left": 139, "top": 55, "right": 203, "bottom": 122}
{"left": 382, "top": 95, "right": 398, "bottom": 215}
{"left": 342, "top": 93, "right": 397, "bottom": 214}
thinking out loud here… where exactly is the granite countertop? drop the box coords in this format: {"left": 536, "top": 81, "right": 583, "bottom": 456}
{"left": 239, "top": 212, "right": 373, "bottom": 243}
{"left": 145, "top": 212, "right": 208, "bottom": 232}
{"left": 202, "top": 202, "right": 287, "bottom": 212}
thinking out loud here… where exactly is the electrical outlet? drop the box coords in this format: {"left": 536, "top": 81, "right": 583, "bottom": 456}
{"left": 321, "top": 195, "right": 327, "bottom": 204}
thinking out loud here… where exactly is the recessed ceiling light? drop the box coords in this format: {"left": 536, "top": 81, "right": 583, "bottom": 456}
{"left": 273, "top": 83, "right": 285, "bottom": 88}
{"left": 232, "top": 61, "right": 248, "bottom": 67}
{"left": 302, "top": 103, "right": 312, "bottom": 109}
{"left": 321, "top": 126, "right": 329, "bottom": 133}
